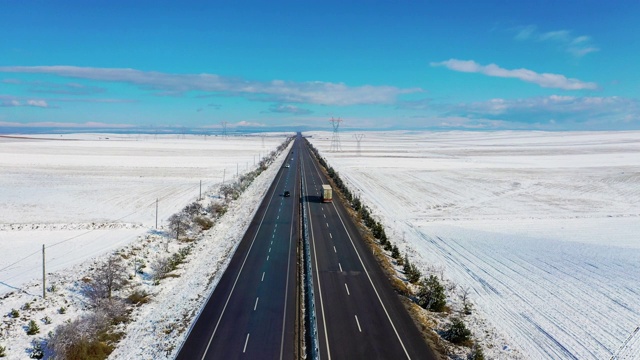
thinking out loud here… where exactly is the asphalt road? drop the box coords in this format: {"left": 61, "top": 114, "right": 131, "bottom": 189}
{"left": 299, "top": 139, "right": 437, "bottom": 360}
{"left": 176, "top": 139, "right": 301, "bottom": 360}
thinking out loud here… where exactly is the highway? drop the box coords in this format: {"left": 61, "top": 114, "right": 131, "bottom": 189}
{"left": 176, "top": 139, "right": 301, "bottom": 360}
{"left": 299, "top": 138, "right": 437, "bottom": 360}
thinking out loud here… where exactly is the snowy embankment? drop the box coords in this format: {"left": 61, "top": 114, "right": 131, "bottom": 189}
{"left": 307, "top": 130, "right": 640, "bottom": 359}
{"left": 0, "top": 133, "right": 282, "bottom": 295}
{"left": 0, "top": 133, "right": 290, "bottom": 359}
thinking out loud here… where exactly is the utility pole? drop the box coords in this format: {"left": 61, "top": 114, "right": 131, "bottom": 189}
{"left": 353, "top": 133, "right": 364, "bottom": 156}
{"left": 329, "top": 117, "right": 343, "bottom": 152}
{"left": 42, "top": 245, "right": 46, "bottom": 299}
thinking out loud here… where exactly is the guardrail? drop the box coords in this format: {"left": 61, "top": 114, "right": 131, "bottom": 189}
{"left": 301, "top": 165, "right": 319, "bottom": 360}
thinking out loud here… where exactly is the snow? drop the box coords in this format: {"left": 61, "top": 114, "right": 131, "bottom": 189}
{"left": 0, "top": 133, "right": 284, "bottom": 296}
{"left": 307, "top": 130, "right": 640, "bottom": 359}
{"left": 0, "top": 133, "right": 291, "bottom": 359}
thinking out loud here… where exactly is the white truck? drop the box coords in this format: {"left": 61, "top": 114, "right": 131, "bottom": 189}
{"left": 322, "top": 184, "right": 332, "bottom": 202}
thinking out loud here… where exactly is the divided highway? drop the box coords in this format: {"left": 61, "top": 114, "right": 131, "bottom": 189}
{"left": 299, "top": 139, "right": 436, "bottom": 360}
{"left": 176, "top": 139, "right": 301, "bottom": 360}
{"left": 176, "top": 134, "right": 435, "bottom": 359}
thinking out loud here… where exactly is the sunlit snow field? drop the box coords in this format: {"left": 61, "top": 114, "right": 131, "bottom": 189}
{"left": 0, "top": 133, "right": 285, "bottom": 295}
{"left": 308, "top": 130, "right": 640, "bottom": 359}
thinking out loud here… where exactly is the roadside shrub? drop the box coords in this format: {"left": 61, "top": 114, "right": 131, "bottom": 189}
{"left": 58, "top": 306, "right": 66, "bottom": 314}
{"left": 0, "top": 344, "right": 6, "bottom": 357}
{"left": 43, "top": 316, "right": 52, "bottom": 325}
{"left": 194, "top": 216, "right": 214, "bottom": 230}
{"left": 416, "top": 275, "right": 446, "bottom": 312}
{"left": 10, "top": 309, "right": 19, "bottom": 318}
{"left": 443, "top": 317, "right": 471, "bottom": 345}
{"left": 22, "top": 302, "right": 31, "bottom": 311}
{"left": 391, "top": 245, "right": 400, "bottom": 259}
{"left": 468, "top": 344, "right": 485, "bottom": 360}
{"left": 29, "top": 340, "right": 44, "bottom": 359}
{"left": 404, "top": 260, "right": 421, "bottom": 284}
{"left": 26, "top": 319, "right": 40, "bottom": 335}
{"left": 127, "top": 290, "right": 150, "bottom": 305}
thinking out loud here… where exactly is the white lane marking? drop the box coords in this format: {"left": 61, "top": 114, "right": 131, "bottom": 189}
{"left": 267, "top": 255, "right": 269, "bottom": 261}
{"left": 243, "top": 333, "right": 250, "bottom": 353}
{"left": 321, "top": 207, "right": 324, "bottom": 211}
{"left": 329, "top": 233, "right": 332, "bottom": 239}
{"left": 262, "top": 272, "right": 265, "bottom": 281}
{"left": 333, "top": 246, "right": 337, "bottom": 253}
{"left": 269, "top": 247, "right": 271, "bottom": 253}
{"left": 345, "top": 283, "right": 350, "bottom": 296}
{"left": 339, "top": 263, "right": 343, "bottom": 272}
{"left": 277, "top": 215, "right": 279, "bottom": 220}
{"left": 254, "top": 297, "right": 259, "bottom": 311}
{"left": 355, "top": 315, "right": 362, "bottom": 332}
{"left": 273, "top": 234, "right": 275, "bottom": 238}
{"left": 324, "top": 214, "right": 326, "bottom": 218}
{"left": 326, "top": 223, "right": 329, "bottom": 227}
{"left": 197, "top": 166, "right": 287, "bottom": 360}
{"left": 271, "top": 241, "right": 273, "bottom": 245}
{"left": 332, "top": 201, "right": 412, "bottom": 359}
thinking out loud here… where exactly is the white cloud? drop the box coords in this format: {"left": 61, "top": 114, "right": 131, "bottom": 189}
{"left": 441, "top": 95, "right": 639, "bottom": 127}
{"left": 0, "top": 96, "right": 51, "bottom": 108}
{"left": 265, "top": 104, "right": 313, "bottom": 115}
{"left": 0, "top": 121, "right": 135, "bottom": 128}
{"left": 430, "top": 59, "right": 597, "bottom": 90}
{"left": 0, "top": 66, "right": 421, "bottom": 106}
{"left": 514, "top": 26, "right": 599, "bottom": 58}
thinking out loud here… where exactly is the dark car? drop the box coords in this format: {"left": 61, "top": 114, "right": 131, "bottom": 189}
{"left": 284, "top": 190, "right": 290, "bottom": 197}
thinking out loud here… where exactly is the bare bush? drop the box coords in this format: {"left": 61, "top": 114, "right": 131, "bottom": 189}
{"left": 85, "top": 255, "right": 127, "bottom": 302}
{"left": 167, "top": 213, "right": 190, "bottom": 239}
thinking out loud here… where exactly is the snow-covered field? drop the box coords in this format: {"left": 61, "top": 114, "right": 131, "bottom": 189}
{"left": 307, "top": 130, "right": 640, "bottom": 359}
{"left": 0, "top": 134, "right": 284, "bottom": 296}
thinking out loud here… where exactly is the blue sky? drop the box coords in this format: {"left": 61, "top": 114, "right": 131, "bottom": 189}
{"left": 1, "top": 0, "right": 639, "bottom": 131}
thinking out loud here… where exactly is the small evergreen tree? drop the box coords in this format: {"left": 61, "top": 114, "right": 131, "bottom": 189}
{"left": 444, "top": 317, "right": 471, "bottom": 344}
{"left": 0, "top": 344, "right": 6, "bottom": 357}
{"left": 406, "top": 264, "right": 422, "bottom": 284}
{"left": 10, "top": 309, "right": 19, "bottom": 318}
{"left": 26, "top": 319, "right": 40, "bottom": 335}
{"left": 391, "top": 245, "right": 400, "bottom": 259}
{"left": 416, "top": 275, "right": 446, "bottom": 311}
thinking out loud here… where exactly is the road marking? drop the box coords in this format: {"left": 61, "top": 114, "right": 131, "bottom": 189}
{"left": 196, "top": 166, "right": 287, "bottom": 360}
{"left": 254, "top": 297, "right": 259, "bottom": 310}
{"left": 329, "top": 233, "right": 332, "bottom": 239}
{"left": 277, "top": 215, "right": 279, "bottom": 220}
{"left": 324, "top": 214, "right": 326, "bottom": 218}
{"left": 271, "top": 241, "right": 273, "bottom": 245}
{"left": 269, "top": 247, "right": 271, "bottom": 253}
{"left": 273, "top": 234, "right": 275, "bottom": 238}
{"left": 355, "top": 315, "right": 362, "bottom": 332}
{"left": 345, "top": 283, "right": 350, "bottom": 295}
{"left": 243, "top": 333, "right": 250, "bottom": 353}
{"left": 262, "top": 272, "right": 265, "bottom": 281}
{"left": 333, "top": 246, "right": 337, "bottom": 253}
{"left": 267, "top": 255, "right": 269, "bottom": 261}
{"left": 339, "top": 263, "right": 343, "bottom": 272}
{"left": 331, "top": 201, "right": 412, "bottom": 359}
{"left": 326, "top": 223, "right": 329, "bottom": 227}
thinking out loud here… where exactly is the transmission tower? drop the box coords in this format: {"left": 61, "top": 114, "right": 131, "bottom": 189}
{"left": 221, "top": 121, "right": 228, "bottom": 138}
{"left": 329, "top": 117, "right": 343, "bottom": 152}
{"left": 353, "top": 133, "right": 364, "bottom": 156}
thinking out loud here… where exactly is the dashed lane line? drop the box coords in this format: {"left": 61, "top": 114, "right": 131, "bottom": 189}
{"left": 243, "top": 333, "right": 250, "bottom": 353}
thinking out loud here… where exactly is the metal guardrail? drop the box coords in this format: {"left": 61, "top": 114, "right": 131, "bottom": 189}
{"left": 301, "top": 166, "right": 319, "bottom": 360}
